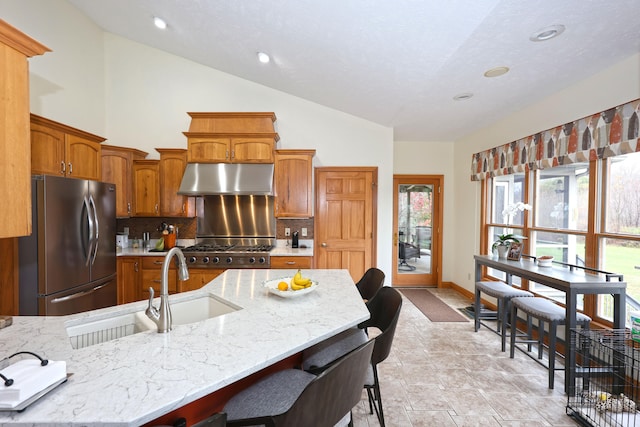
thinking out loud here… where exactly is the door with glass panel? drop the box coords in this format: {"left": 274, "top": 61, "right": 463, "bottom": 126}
{"left": 392, "top": 175, "right": 441, "bottom": 286}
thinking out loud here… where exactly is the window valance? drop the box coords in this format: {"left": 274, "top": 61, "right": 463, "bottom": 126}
{"left": 471, "top": 98, "right": 640, "bottom": 181}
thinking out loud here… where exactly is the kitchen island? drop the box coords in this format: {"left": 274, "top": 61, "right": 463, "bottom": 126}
{"left": 0, "top": 269, "right": 368, "bottom": 426}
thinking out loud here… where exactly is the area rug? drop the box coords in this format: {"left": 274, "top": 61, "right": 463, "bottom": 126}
{"left": 399, "top": 288, "right": 468, "bottom": 322}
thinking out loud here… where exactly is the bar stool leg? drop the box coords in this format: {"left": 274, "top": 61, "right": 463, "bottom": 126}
{"left": 474, "top": 288, "right": 481, "bottom": 332}
{"left": 526, "top": 315, "right": 533, "bottom": 352}
{"left": 500, "top": 298, "right": 509, "bottom": 351}
{"left": 538, "top": 320, "right": 544, "bottom": 360}
{"left": 510, "top": 304, "right": 517, "bottom": 359}
{"left": 548, "top": 320, "right": 557, "bottom": 389}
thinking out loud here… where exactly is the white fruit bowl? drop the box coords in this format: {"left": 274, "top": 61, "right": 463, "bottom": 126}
{"left": 537, "top": 256, "right": 554, "bottom": 267}
{"left": 263, "top": 277, "right": 318, "bottom": 298}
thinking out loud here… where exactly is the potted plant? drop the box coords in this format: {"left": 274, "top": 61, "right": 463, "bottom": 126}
{"left": 492, "top": 202, "right": 532, "bottom": 259}
{"left": 492, "top": 233, "right": 521, "bottom": 259}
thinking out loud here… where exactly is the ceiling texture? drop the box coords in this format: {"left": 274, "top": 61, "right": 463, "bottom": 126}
{"left": 67, "top": 0, "right": 640, "bottom": 141}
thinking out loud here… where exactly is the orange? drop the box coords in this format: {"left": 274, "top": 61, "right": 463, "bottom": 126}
{"left": 277, "top": 281, "right": 289, "bottom": 291}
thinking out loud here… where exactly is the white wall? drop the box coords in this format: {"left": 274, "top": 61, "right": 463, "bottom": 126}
{"left": 0, "top": 0, "right": 106, "bottom": 135}
{"left": 0, "top": 2, "right": 395, "bottom": 277}
{"left": 451, "top": 53, "right": 640, "bottom": 294}
{"left": 393, "top": 141, "right": 455, "bottom": 283}
{"left": 103, "top": 34, "right": 395, "bottom": 275}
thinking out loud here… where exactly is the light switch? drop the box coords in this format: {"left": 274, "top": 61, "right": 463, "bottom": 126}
{"left": 301, "top": 228, "right": 308, "bottom": 237}
{"left": 285, "top": 228, "right": 291, "bottom": 236}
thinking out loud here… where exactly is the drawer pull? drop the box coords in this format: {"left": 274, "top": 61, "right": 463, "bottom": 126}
{"left": 153, "top": 261, "right": 163, "bottom": 265}
{"left": 286, "top": 261, "right": 296, "bottom": 265}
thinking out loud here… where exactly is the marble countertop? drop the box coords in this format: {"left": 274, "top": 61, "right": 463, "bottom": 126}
{"left": 0, "top": 269, "right": 366, "bottom": 426}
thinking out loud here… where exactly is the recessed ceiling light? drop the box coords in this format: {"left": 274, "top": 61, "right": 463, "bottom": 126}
{"left": 484, "top": 66, "right": 510, "bottom": 78}
{"left": 453, "top": 93, "right": 474, "bottom": 101}
{"left": 257, "top": 52, "right": 270, "bottom": 64}
{"left": 529, "top": 24, "right": 565, "bottom": 42}
{"left": 153, "top": 16, "right": 167, "bottom": 30}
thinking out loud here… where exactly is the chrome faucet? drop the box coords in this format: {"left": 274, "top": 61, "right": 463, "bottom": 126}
{"left": 146, "top": 247, "right": 190, "bottom": 333}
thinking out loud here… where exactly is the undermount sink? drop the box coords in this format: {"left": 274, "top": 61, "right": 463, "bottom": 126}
{"left": 66, "top": 294, "right": 240, "bottom": 349}
{"left": 170, "top": 294, "right": 239, "bottom": 326}
{"left": 66, "top": 311, "right": 155, "bottom": 349}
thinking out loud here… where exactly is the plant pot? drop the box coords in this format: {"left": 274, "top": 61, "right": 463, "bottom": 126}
{"left": 496, "top": 245, "right": 510, "bottom": 259}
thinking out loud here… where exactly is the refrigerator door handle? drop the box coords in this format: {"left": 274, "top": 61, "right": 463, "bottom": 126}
{"left": 49, "top": 282, "right": 110, "bottom": 304}
{"left": 89, "top": 195, "right": 99, "bottom": 264}
{"left": 83, "top": 196, "right": 94, "bottom": 266}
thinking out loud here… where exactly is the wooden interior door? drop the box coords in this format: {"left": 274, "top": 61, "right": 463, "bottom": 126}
{"left": 314, "top": 167, "right": 377, "bottom": 282}
{"left": 392, "top": 175, "right": 443, "bottom": 287}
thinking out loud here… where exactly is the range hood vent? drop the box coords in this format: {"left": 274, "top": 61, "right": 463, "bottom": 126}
{"left": 178, "top": 163, "right": 274, "bottom": 196}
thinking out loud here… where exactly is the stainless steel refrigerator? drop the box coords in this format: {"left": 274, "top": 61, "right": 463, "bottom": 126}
{"left": 19, "top": 175, "right": 117, "bottom": 316}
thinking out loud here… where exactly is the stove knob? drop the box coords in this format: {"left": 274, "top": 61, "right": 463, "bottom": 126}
{"left": 249, "top": 257, "right": 256, "bottom": 264}
{"left": 202, "top": 256, "right": 210, "bottom": 263}
{"left": 259, "top": 257, "right": 266, "bottom": 264}
{"left": 188, "top": 256, "right": 197, "bottom": 264}
{"left": 226, "top": 257, "right": 233, "bottom": 264}
{"left": 212, "top": 256, "right": 220, "bottom": 264}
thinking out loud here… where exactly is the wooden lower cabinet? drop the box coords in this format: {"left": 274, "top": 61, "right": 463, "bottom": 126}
{"left": 117, "top": 257, "right": 141, "bottom": 305}
{"left": 271, "top": 256, "right": 312, "bottom": 269}
{"left": 117, "top": 257, "right": 225, "bottom": 304}
{"left": 180, "top": 269, "right": 225, "bottom": 292}
{"left": 141, "top": 256, "right": 177, "bottom": 300}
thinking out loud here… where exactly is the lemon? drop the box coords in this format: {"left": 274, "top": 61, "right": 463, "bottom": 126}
{"left": 277, "top": 281, "right": 289, "bottom": 291}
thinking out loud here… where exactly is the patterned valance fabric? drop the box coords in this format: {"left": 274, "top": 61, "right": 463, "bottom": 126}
{"left": 471, "top": 98, "right": 640, "bottom": 181}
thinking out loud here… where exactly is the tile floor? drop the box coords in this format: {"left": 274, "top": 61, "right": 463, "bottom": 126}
{"left": 351, "top": 288, "right": 580, "bottom": 427}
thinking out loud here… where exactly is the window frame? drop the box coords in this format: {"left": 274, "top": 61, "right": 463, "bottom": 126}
{"left": 480, "top": 158, "right": 621, "bottom": 326}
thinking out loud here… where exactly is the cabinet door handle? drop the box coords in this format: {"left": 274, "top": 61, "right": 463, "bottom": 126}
{"left": 231, "top": 150, "right": 235, "bottom": 159}
{"left": 225, "top": 150, "right": 229, "bottom": 159}
{"left": 68, "top": 163, "right": 73, "bottom": 174}
{"left": 155, "top": 204, "right": 159, "bottom": 214}
{"left": 152, "top": 279, "right": 161, "bottom": 283}
{"left": 182, "top": 203, "right": 186, "bottom": 213}
{"left": 321, "top": 242, "right": 327, "bottom": 247}
{"left": 134, "top": 261, "right": 139, "bottom": 272}
{"left": 61, "top": 161, "right": 65, "bottom": 174}
{"left": 127, "top": 202, "right": 131, "bottom": 215}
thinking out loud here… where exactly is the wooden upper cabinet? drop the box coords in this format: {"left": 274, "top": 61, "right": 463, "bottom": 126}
{"left": 66, "top": 134, "right": 102, "bottom": 179}
{"left": 186, "top": 137, "right": 229, "bottom": 163}
{"left": 101, "top": 145, "right": 148, "bottom": 217}
{"left": 274, "top": 149, "right": 315, "bottom": 218}
{"left": 0, "top": 20, "right": 49, "bottom": 238}
{"left": 186, "top": 135, "right": 277, "bottom": 163}
{"left": 233, "top": 137, "right": 276, "bottom": 163}
{"left": 184, "top": 112, "right": 279, "bottom": 163}
{"left": 132, "top": 160, "right": 160, "bottom": 216}
{"left": 30, "top": 114, "right": 105, "bottom": 180}
{"left": 30, "top": 122, "right": 65, "bottom": 176}
{"left": 157, "top": 148, "right": 193, "bottom": 217}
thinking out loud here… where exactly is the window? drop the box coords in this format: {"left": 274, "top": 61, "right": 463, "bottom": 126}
{"left": 598, "top": 152, "right": 640, "bottom": 321}
{"left": 482, "top": 153, "right": 640, "bottom": 326}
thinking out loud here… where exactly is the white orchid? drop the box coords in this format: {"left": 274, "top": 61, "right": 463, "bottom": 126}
{"left": 502, "top": 202, "right": 532, "bottom": 223}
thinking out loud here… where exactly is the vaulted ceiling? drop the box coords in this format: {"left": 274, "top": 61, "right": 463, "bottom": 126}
{"left": 67, "top": 0, "right": 640, "bottom": 141}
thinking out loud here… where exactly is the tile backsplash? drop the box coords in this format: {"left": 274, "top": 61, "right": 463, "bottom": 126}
{"left": 116, "top": 217, "right": 313, "bottom": 240}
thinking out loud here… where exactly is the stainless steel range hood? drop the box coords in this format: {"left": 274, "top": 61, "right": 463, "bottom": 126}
{"left": 178, "top": 163, "right": 274, "bottom": 196}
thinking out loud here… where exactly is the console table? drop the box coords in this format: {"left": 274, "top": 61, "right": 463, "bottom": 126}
{"left": 474, "top": 254, "right": 626, "bottom": 394}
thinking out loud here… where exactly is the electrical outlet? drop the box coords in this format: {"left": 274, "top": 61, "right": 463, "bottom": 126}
{"left": 468, "top": 273, "right": 471, "bottom": 280}
{"left": 301, "top": 228, "right": 307, "bottom": 237}
{"left": 123, "top": 227, "right": 129, "bottom": 235}
{"left": 285, "top": 228, "right": 291, "bottom": 236}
